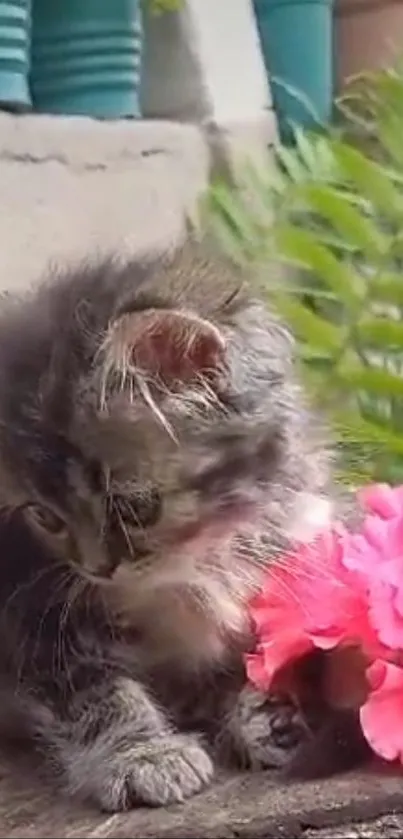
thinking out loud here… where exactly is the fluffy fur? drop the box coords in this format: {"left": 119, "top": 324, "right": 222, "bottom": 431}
{"left": 0, "top": 240, "right": 334, "bottom": 810}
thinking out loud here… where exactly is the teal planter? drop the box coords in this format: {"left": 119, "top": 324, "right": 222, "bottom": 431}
{"left": 253, "top": 0, "right": 334, "bottom": 143}
{"left": 31, "top": 0, "right": 143, "bottom": 119}
{"left": 0, "top": 0, "right": 31, "bottom": 111}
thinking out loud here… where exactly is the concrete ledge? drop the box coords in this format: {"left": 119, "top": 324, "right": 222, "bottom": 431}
{"left": 0, "top": 114, "right": 210, "bottom": 292}
{"left": 0, "top": 111, "right": 278, "bottom": 294}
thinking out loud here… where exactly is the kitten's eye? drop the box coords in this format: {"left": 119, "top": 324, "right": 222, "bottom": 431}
{"left": 25, "top": 504, "right": 66, "bottom": 536}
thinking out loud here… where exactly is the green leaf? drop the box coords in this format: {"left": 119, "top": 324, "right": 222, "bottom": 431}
{"left": 205, "top": 211, "right": 249, "bottom": 266}
{"left": 309, "top": 228, "right": 359, "bottom": 254}
{"left": 293, "top": 128, "right": 325, "bottom": 176}
{"left": 203, "top": 182, "right": 264, "bottom": 262}
{"left": 331, "top": 409, "right": 403, "bottom": 455}
{"left": 374, "top": 69, "right": 403, "bottom": 119}
{"left": 379, "top": 111, "right": 403, "bottom": 165}
{"left": 358, "top": 316, "right": 403, "bottom": 347}
{"left": 274, "top": 224, "right": 366, "bottom": 307}
{"left": 273, "top": 294, "right": 344, "bottom": 353}
{"left": 204, "top": 182, "right": 252, "bottom": 240}
{"left": 204, "top": 61, "right": 403, "bottom": 488}
{"left": 331, "top": 140, "right": 403, "bottom": 221}
{"left": 146, "top": 0, "right": 182, "bottom": 12}
{"left": 280, "top": 285, "right": 337, "bottom": 300}
{"left": 337, "top": 364, "right": 403, "bottom": 397}
{"left": 296, "top": 183, "right": 389, "bottom": 258}
{"left": 275, "top": 144, "right": 307, "bottom": 183}
{"left": 370, "top": 272, "right": 403, "bottom": 306}
{"left": 242, "top": 158, "right": 286, "bottom": 201}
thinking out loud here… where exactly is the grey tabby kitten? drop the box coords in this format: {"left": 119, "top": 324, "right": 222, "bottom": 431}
{"left": 0, "top": 240, "right": 334, "bottom": 811}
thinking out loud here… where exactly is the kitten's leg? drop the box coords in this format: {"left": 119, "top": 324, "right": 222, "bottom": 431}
{"left": 215, "top": 685, "right": 309, "bottom": 770}
{"left": 36, "top": 677, "right": 213, "bottom": 811}
{"left": 0, "top": 512, "right": 212, "bottom": 811}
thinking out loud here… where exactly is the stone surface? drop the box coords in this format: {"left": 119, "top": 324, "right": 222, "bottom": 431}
{"left": 0, "top": 110, "right": 278, "bottom": 296}
{"left": 1, "top": 746, "right": 403, "bottom": 839}
{"left": 0, "top": 113, "right": 209, "bottom": 292}
{"left": 305, "top": 813, "right": 403, "bottom": 839}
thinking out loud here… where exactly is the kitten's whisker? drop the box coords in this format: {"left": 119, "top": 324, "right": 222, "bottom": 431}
{"left": 56, "top": 574, "right": 91, "bottom": 693}
{"left": 113, "top": 501, "right": 134, "bottom": 558}
{"left": 136, "top": 374, "right": 177, "bottom": 443}
{"left": 15, "top": 567, "right": 77, "bottom": 688}
{"left": 97, "top": 585, "right": 117, "bottom": 644}
{"left": 1, "top": 560, "right": 68, "bottom": 624}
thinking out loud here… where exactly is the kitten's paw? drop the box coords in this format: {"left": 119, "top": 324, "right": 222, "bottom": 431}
{"left": 90, "top": 733, "right": 214, "bottom": 811}
{"left": 219, "top": 687, "right": 309, "bottom": 770}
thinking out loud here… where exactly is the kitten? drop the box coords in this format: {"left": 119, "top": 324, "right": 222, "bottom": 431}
{"left": 0, "top": 240, "right": 333, "bottom": 811}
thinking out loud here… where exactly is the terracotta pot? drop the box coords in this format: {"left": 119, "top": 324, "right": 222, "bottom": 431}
{"left": 336, "top": 0, "right": 403, "bottom": 92}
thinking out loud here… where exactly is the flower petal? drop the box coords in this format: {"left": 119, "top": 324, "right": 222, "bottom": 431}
{"left": 359, "top": 484, "right": 403, "bottom": 520}
{"left": 245, "top": 650, "right": 272, "bottom": 692}
{"left": 245, "top": 634, "right": 313, "bottom": 691}
{"left": 360, "top": 660, "right": 403, "bottom": 762}
{"left": 368, "top": 577, "right": 403, "bottom": 651}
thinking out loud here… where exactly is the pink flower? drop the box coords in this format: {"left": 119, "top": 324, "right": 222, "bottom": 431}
{"left": 361, "top": 660, "right": 403, "bottom": 762}
{"left": 359, "top": 483, "right": 403, "bottom": 520}
{"left": 245, "top": 528, "right": 373, "bottom": 692}
{"left": 344, "top": 511, "right": 403, "bottom": 650}
{"left": 246, "top": 482, "right": 403, "bottom": 764}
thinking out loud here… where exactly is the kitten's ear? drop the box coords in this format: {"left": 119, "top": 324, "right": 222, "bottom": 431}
{"left": 107, "top": 308, "right": 226, "bottom": 385}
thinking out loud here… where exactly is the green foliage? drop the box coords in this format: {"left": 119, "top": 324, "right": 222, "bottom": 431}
{"left": 145, "top": 0, "right": 183, "bottom": 14}
{"left": 202, "top": 64, "right": 403, "bottom": 486}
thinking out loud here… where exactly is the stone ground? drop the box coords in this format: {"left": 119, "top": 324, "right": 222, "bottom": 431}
{"left": 306, "top": 814, "right": 403, "bottom": 838}
{"left": 0, "top": 112, "right": 402, "bottom": 837}
{"left": 1, "top": 746, "right": 403, "bottom": 839}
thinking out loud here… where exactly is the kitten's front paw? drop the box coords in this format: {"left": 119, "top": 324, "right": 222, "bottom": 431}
{"left": 89, "top": 733, "right": 214, "bottom": 811}
{"left": 219, "top": 687, "right": 309, "bottom": 770}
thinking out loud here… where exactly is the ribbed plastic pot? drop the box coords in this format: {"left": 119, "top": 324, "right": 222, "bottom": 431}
{"left": 31, "top": 0, "right": 143, "bottom": 119}
{"left": 0, "top": 0, "right": 31, "bottom": 111}
{"left": 253, "top": 0, "right": 334, "bottom": 143}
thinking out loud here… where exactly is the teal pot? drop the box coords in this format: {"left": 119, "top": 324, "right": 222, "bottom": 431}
{"left": 31, "top": 0, "right": 143, "bottom": 119}
{"left": 253, "top": 0, "right": 334, "bottom": 143}
{"left": 0, "top": 0, "right": 31, "bottom": 111}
